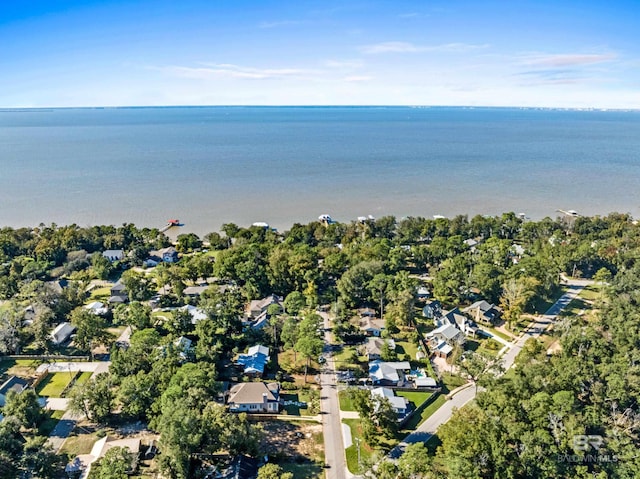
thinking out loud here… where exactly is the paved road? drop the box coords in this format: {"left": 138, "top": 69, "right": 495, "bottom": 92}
{"left": 390, "top": 278, "right": 591, "bottom": 459}
{"left": 46, "top": 410, "right": 83, "bottom": 452}
{"left": 319, "top": 311, "right": 349, "bottom": 479}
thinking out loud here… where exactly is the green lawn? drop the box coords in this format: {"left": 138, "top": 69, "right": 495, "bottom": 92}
{"left": 476, "top": 338, "right": 503, "bottom": 358}
{"left": 531, "top": 287, "right": 566, "bottom": 315}
{"left": 38, "top": 410, "right": 65, "bottom": 436}
{"left": 481, "top": 326, "right": 513, "bottom": 342}
{"left": 75, "top": 371, "right": 93, "bottom": 386}
{"left": 396, "top": 390, "right": 432, "bottom": 407}
{"left": 343, "top": 419, "right": 375, "bottom": 474}
{"left": 394, "top": 340, "right": 419, "bottom": 361}
{"left": 280, "top": 389, "right": 316, "bottom": 416}
{"left": 440, "top": 372, "right": 467, "bottom": 393}
{"left": 59, "top": 431, "right": 102, "bottom": 456}
{"left": 398, "top": 394, "right": 446, "bottom": 435}
{"left": 579, "top": 285, "right": 601, "bottom": 301}
{"left": 88, "top": 286, "right": 111, "bottom": 302}
{"left": 332, "top": 345, "right": 363, "bottom": 371}
{"left": 338, "top": 389, "right": 356, "bottom": 412}
{"left": 36, "top": 372, "right": 76, "bottom": 397}
{"left": 280, "top": 462, "right": 324, "bottom": 479}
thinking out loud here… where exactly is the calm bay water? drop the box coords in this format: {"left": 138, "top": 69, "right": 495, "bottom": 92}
{"left": 1, "top": 106, "right": 639, "bottom": 235}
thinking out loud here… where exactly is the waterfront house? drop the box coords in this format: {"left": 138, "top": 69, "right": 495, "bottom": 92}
{"left": 148, "top": 246, "right": 179, "bottom": 264}
{"left": 227, "top": 382, "right": 280, "bottom": 413}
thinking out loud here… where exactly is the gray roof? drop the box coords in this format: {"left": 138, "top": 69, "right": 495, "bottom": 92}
{"left": 0, "top": 376, "right": 29, "bottom": 395}
{"left": 432, "top": 323, "right": 463, "bottom": 341}
{"left": 227, "top": 382, "right": 279, "bottom": 405}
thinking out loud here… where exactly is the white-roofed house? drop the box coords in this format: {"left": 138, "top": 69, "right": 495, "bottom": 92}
{"left": 102, "top": 250, "right": 124, "bottom": 262}
{"left": 371, "top": 387, "right": 410, "bottom": 419}
{"left": 368, "top": 360, "right": 411, "bottom": 387}
{"left": 50, "top": 322, "right": 76, "bottom": 345}
{"left": 85, "top": 301, "right": 109, "bottom": 316}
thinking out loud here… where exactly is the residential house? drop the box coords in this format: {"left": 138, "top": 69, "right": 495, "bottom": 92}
{"left": 0, "top": 376, "right": 29, "bottom": 407}
{"left": 245, "top": 294, "right": 283, "bottom": 330}
{"left": 463, "top": 300, "right": 502, "bottom": 325}
{"left": 182, "top": 305, "right": 207, "bottom": 324}
{"left": 422, "top": 300, "right": 442, "bottom": 320}
{"left": 236, "top": 345, "right": 270, "bottom": 377}
{"left": 441, "top": 308, "right": 479, "bottom": 336}
{"left": 183, "top": 285, "right": 209, "bottom": 298}
{"left": 109, "top": 281, "right": 128, "bottom": 304}
{"left": 368, "top": 360, "right": 411, "bottom": 387}
{"left": 364, "top": 337, "right": 396, "bottom": 361}
{"left": 85, "top": 301, "right": 108, "bottom": 316}
{"left": 50, "top": 322, "right": 76, "bottom": 345}
{"left": 147, "top": 246, "right": 179, "bottom": 264}
{"left": 227, "top": 382, "right": 280, "bottom": 413}
{"left": 45, "top": 279, "right": 69, "bottom": 295}
{"left": 416, "top": 286, "right": 430, "bottom": 300}
{"left": 371, "top": 387, "right": 410, "bottom": 418}
{"left": 214, "top": 455, "right": 259, "bottom": 479}
{"left": 359, "top": 317, "right": 386, "bottom": 337}
{"left": 426, "top": 323, "right": 466, "bottom": 359}
{"left": 102, "top": 250, "right": 125, "bottom": 262}
{"left": 174, "top": 336, "right": 194, "bottom": 361}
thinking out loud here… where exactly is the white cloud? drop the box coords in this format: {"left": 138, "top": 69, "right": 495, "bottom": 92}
{"left": 156, "top": 63, "right": 317, "bottom": 80}
{"left": 343, "top": 75, "right": 372, "bottom": 82}
{"left": 519, "top": 53, "right": 617, "bottom": 67}
{"left": 360, "top": 41, "right": 489, "bottom": 54}
{"left": 324, "top": 59, "right": 364, "bottom": 69}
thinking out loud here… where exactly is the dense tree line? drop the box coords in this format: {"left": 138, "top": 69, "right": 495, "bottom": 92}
{"left": 3, "top": 213, "right": 640, "bottom": 477}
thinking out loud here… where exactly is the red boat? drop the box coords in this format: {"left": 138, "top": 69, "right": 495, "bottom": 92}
{"left": 167, "top": 219, "right": 180, "bottom": 226}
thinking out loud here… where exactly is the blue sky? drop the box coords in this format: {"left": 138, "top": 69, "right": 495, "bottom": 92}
{"left": 1, "top": 0, "right": 638, "bottom": 108}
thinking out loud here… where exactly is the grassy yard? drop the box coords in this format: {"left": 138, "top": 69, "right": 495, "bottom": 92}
{"left": 530, "top": 287, "right": 566, "bottom": 315}
{"left": 331, "top": 345, "right": 364, "bottom": 371}
{"left": 59, "top": 430, "right": 103, "bottom": 456}
{"left": 343, "top": 419, "right": 376, "bottom": 474}
{"left": 396, "top": 390, "right": 432, "bottom": 409}
{"left": 338, "top": 389, "right": 356, "bottom": 412}
{"left": 280, "top": 462, "right": 324, "bottom": 479}
{"left": 440, "top": 372, "right": 467, "bottom": 393}
{"left": 476, "top": 338, "right": 503, "bottom": 358}
{"left": 88, "top": 286, "right": 111, "bottom": 302}
{"left": 36, "top": 372, "right": 76, "bottom": 397}
{"left": 280, "top": 389, "right": 317, "bottom": 416}
{"left": 579, "top": 285, "right": 601, "bottom": 301}
{"left": 394, "top": 340, "right": 419, "bottom": 361}
{"left": 481, "top": 326, "right": 514, "bottom": 342}
{"left": 75, "top": 371, "right": 93, "bottom": 386}
{"left": 38, "top": 410, "right": 65, "bottom": 436}
{"left": 398, "top": 394, "right": 446, "bottom": 435}
{"left": 0, "top": 359, "right": 40, "bottom": 380}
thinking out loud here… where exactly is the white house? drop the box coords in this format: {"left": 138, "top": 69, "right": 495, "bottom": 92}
{"left": 85, "top": 301, "right": 109, "bottom": 316}
{"left": 368, "top": 360, "right": 411, "bottom": 387}
{"left": 50, "top": 322, "right": 76, "bottom": 345}
{"left": 371, "top": 387, "right": 410, "bottom": 418}
{"left": 102, "top": 250, "right": 124, "bottom": 262}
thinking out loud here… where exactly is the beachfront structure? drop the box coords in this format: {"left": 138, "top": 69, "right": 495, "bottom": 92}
{"left": 227, "top": 382, "right": 280, "bottom": 413}
{"left": 50, "top": 322, "right": 76, "bottom": 345}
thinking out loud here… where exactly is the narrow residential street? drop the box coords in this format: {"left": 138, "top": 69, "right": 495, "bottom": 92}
{"left": 318, "top": 311, "right": 349, "bottom": 479}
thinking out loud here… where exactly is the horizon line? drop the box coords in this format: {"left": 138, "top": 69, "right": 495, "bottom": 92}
{"left": 1, "top": 104, "right": 639, "bottom": 112}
